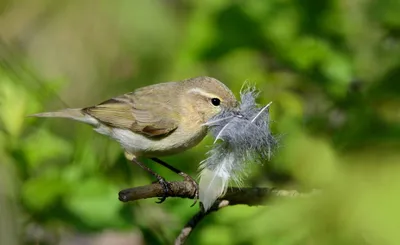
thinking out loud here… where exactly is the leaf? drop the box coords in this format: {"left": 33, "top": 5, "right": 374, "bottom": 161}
{"left": 22, "top": 129, "right": 73, "bottom": 169}
{"left": 22, "top": 176, "right": 67, "bottom": 211}
{"left": 0, "top": 77, "right": 29, "bottom": 138}
{"left": 64, "top": 177, "right": 123, "bottom": 228}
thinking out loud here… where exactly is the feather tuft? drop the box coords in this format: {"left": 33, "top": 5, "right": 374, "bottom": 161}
{"left": 199, "top": 166, "right": 230, "bottom": 211}
{"left": 199, "top": 85, "right": 278, "bottom": 211}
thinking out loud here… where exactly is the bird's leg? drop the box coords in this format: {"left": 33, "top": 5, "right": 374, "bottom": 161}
{"left": 150, "top": 157, "right": 199, "bottom": 207}
{"left": 125, "top": 153, "right": 170, "bottom": 203}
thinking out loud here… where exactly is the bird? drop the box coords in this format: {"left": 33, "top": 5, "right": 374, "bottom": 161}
{"left": 31, "top": 76, "right": 238, "bottom": 204}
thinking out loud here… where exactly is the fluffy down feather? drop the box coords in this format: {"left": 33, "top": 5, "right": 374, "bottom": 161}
{"left": 199, "top": 86, "right": 278, "bottom": 211}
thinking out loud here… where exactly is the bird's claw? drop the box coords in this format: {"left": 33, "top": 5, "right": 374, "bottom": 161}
{"left": 155, "top": 177, "right": 170, "bottom": 204}
{"left": 183, "top": 175, "right": 199, "bottom": 207}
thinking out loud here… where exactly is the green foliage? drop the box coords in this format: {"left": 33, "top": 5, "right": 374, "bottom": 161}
{"left": 1, "top": 0, "right": 400, "bottom": 244}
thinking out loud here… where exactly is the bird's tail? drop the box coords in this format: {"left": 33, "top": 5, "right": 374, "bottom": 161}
{"left": 29, "top": 108, "right": 98, "bottom": 126}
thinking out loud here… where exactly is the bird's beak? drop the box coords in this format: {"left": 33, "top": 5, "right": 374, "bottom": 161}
{"left": 231, "top": 108, "right": 243, "bottom": 118}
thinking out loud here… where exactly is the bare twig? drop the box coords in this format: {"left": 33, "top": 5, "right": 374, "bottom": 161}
{"left": 119, "top": 181, "right": 314, "bottom": 244}
{"left": 173, "top": 187, "right": 309, "bottom": 245}
{"left": 174, "top": 200, "right": 230, "bottom": 245}
{"left": 119, "top": 181, "right": 197, "bottom": 202}
{"left": 119, "top": 181, "right": 307, "bottom": 204}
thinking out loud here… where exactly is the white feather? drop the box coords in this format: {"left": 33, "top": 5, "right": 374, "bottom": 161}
{"left": 213, "top": 121, "right": 232, "bottom": 143}
{"left": 250, "top": 101, "right": 272, "bottom": 123}
{"left": 201, "top": 116, "right": 235, "bottom": 126}
{"left": 199, "top": 152, "right": 235, "bottom": 211}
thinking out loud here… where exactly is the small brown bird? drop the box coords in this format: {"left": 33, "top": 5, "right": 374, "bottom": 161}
{"left": 31, "top": 76, "right": 238, "bottom": 203}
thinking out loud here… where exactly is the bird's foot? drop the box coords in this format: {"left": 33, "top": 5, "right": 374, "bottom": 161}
{"left": 180, "top": 173, "right": 199, "bottom": 207}
{"left": 148, "top": 158, "right": 199, "bottom": 206}
{"left": 153, "top": 176, "right": 171, "bottom": 204}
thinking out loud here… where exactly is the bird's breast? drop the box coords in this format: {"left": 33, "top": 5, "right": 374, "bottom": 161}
{"left": 107, "top": 124, "right": 207, "bottom": 157}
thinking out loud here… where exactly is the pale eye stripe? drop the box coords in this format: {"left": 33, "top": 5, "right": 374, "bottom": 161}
{"left": 187, "top": 88, "right": 221, "bottom": 100}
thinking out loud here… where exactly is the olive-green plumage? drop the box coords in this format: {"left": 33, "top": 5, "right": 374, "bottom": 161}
{"left": 31, "top": 76, "right": 238, "bottom": 208}
{"left": 31, "top": 76, "right": 237, "bottom": 157}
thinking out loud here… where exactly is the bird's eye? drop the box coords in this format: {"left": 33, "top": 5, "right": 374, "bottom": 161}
{"left": 211, "top": 98, "right": 221, "bottom": 106}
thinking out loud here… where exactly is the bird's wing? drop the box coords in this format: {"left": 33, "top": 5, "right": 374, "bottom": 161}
{"left": 83, "top": 87, "right": 180, "bottom": 137}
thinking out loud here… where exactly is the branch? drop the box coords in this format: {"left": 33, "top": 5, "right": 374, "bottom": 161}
{"left": 174, "top": 200, "right": 230, "bottom": 245}
{"left": 118, "top": 181, "right": 314, "bottom": 245}
{"left": 173, "top": 185, "right": 310, "bottom": 245}
{"left": 119, "top": 181, "right": 197, "bottom": 202}
{"left": 119, "top": 181, "right": 305, "bottom": 204}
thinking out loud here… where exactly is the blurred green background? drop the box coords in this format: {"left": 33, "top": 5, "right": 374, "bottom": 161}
{"left": 1, "top": 0, "right": 400, "bottom": 244}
